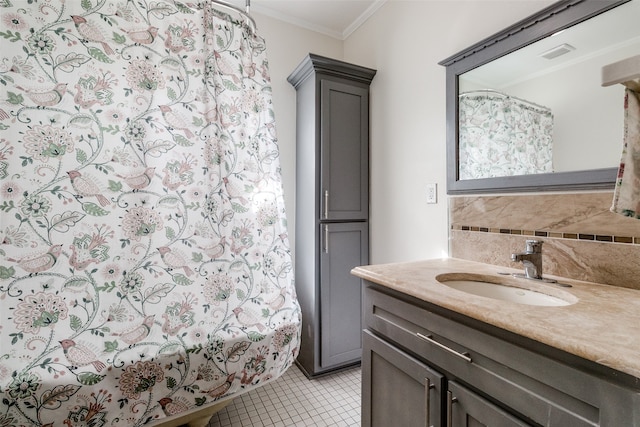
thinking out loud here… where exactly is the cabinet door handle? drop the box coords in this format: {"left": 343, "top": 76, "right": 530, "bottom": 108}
{"left": 417, "top": 332, "right": 472, "bottom": 363}
{"left": 323, "top": 224, "right": 329, "bottom": 253}
{"left": 425, "top": 377, "right": 435, "bottom": 427}
{"left": 446, "top": 390, "right": 458, "bottom": 427}
{"left": 324, "top": 190, "right": 329, "bottom": 219}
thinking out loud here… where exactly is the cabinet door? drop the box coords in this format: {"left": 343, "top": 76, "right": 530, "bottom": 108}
{"left": 320, "top": 79, "right": 369, "bottom": 221}
{"left": 448, "top": 381, "right": 532, "bottom": 427}
{"left": 362, "top": 330, "right": 444, "bottom": 427}
{"left": 320, "top": 222, "right": 368, "bottom": 368}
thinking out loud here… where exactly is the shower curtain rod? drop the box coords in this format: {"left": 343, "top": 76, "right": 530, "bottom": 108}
{"left": 459, "top": 89, "right": 552, "bottom": 112}
{"left": 212, "top": 0, "right": 256, "bottom": 32}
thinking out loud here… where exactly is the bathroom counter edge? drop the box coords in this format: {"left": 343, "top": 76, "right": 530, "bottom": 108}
{"left": 352, "top": 257, "right": 640, "bottom": 382}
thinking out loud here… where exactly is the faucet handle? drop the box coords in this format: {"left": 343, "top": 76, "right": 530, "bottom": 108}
{"left": 525, "top": 239, "right": 543, "bottom": 253}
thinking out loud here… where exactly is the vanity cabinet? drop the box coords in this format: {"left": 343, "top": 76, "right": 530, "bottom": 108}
{"left": 362, "top": 282, "right": 640, "bottom": 427}
{"left": 446, "top": 381, "right": 531, "bottom": 427}
{"left": 288, "top": 54, "right": 376, "bottom": 377}
{"left": 362, "top": 330, "right": 444, "bottom": 427}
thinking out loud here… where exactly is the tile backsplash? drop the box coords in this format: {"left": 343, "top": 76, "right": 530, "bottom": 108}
{"left": 449, "top": 192, "right": 640, "bottom": 290}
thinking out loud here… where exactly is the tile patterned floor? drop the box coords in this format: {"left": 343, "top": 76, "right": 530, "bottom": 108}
{"left": 207, "top": 364, "right": 361, "bottom": 426}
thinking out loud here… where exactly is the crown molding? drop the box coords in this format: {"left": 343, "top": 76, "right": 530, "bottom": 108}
{"left": 252, "top": 0, "right": 387, "bottom": 41}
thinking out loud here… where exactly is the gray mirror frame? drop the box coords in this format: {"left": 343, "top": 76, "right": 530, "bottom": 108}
{"left": 440, "top": 0, "right": 628, "bottom": 195}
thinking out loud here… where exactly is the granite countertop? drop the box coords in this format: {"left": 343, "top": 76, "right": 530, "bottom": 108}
{"left": 351, "top": 257, "right": 640, "bottom": 380}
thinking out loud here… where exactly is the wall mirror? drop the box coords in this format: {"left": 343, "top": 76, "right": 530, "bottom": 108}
{"left": 440, "top": 0, "right": 637, "bottom": 194}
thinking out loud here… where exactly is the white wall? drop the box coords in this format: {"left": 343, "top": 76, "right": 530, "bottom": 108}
{"left": 343, "top": 1, "right": 554, "bottom": 264}
{"left": 255, "top": 1, "right": 555, "bottom": 265}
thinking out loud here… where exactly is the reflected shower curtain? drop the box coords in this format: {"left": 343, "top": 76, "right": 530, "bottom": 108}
{"left": 458, "top": 94, "right": 554, "bottom": 179}
{"left": 0, "top": 1, "right": 300, "bottom": 426}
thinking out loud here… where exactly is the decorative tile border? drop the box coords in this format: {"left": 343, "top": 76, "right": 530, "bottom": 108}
{"left": 451, "top": 224, "right": 640, "bottom": 244}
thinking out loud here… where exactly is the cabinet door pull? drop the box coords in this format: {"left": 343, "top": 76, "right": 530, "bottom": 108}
{"left": 446, "top": 390, "right": 458, "bottom": 427}
{"left": 425, "top": 377, "right": 435, "bottom": 427}
{"left": 417, "top": 332, "right": 472, "bottom": 363}
{"left": 324, "top": 190, "right": 329, "bottom": 219}
{"left": 323, "top": 224, "right": 329, "bottom": 253}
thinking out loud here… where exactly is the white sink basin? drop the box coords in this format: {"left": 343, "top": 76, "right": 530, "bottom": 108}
{"left": 436, "top": 273, "right": 575, "bottom": 307}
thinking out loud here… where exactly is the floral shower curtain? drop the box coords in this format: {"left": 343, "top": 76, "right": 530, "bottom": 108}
{"left": 0, "top": 1, "right": 301, "bottom": 426}
{"left": 458, "top": 93, "right": 554, "bottom": 180}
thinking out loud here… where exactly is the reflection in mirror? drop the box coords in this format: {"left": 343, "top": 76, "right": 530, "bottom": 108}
{"left": 458, "top": 90, "right": 554, "bottom": 179}
{"left": 458, "top": 0, "right": 639, "bottom": 180}
{"left": 441, "top": 0, "right": 635, "bottom": 193}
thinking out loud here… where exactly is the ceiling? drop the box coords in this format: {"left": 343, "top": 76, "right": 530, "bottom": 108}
{"left": 461, "top": 0, "right": 640, "bottom": 89}
{"left": 247, "top": 0, "right": 385, "bottom": 40}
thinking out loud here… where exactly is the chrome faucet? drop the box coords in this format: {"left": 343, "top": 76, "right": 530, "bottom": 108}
{"left": 511, "top": 239, "right": 543, "bottom": 280}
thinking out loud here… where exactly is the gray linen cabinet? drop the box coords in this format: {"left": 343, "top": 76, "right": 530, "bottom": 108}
{"left": 287, "top": 54, "right": 376, "bottom": 377}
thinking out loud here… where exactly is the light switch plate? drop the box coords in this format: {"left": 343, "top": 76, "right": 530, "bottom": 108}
{"left": 426, "top": 183, "right": 437, "bottom": 204}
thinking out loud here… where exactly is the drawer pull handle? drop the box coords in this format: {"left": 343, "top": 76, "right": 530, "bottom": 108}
{"left": 417, "top": 332, "right": 472, "bottom": 363}
{"left": 446, "top": 390, "right": 458, "bottom": 427}
{"left": 425, "top": 377, "right": 435, "bottom": 427}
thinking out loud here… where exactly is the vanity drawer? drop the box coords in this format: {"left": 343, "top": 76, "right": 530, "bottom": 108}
{"left": 363, "top": 284, "right": 637, "bottom": 427}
